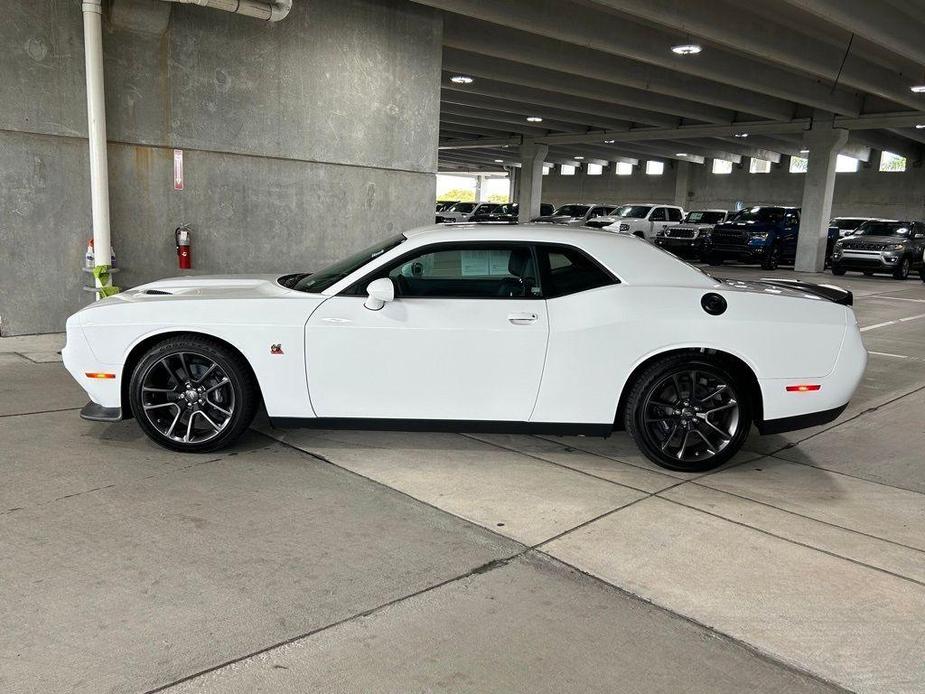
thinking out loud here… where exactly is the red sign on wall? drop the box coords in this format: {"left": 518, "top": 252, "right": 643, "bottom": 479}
{"left": 173, "top": 149, "right": 184, "bottom": 191}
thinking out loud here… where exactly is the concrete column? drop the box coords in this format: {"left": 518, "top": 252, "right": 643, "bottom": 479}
{"left": 795, "top": 125, "right": 849, "bottom": 272}
{"left": 674, "top": 160, "right": 691, "bottom": 209}
{"left": 474, "top": 174, "right": 484, "bottom": 202}
{"left": 516, "top": 141, "right": 549, "bottom": 222}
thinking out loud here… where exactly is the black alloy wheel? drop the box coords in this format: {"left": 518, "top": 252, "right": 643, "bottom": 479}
{"left": 893, "top": 257, "right": 911, "bottom": 280}
{"left": 625, "top": 354, "right": 751, "bottom": 472}
{"left": 760, "top": 244, "right": 780, "bottom": 271}
{"left": 129, "top": 336, "right": 257, "bottom": 452}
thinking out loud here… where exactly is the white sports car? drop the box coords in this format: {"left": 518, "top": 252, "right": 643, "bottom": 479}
{"left": 63, "top": 224, "right": 867, "bottom": 471}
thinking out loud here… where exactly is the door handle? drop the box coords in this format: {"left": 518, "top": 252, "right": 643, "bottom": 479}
{"left": 508, "top": 312, "right": 538, "bottom": 325}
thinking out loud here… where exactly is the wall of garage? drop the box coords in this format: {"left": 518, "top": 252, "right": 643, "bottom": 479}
{"left": 0, "top": 0, "right": 441, "bottom": 335}
{"left": 540, "top": 156, "right": 925, "bottom": 219}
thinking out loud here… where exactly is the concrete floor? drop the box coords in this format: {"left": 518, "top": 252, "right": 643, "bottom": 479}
{"left": 1, "top": 267, "right": 923, "bottom": 694}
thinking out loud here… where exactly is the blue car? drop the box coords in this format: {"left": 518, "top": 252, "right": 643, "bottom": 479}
{"left": 707, "top": 206, "right": 801, "bottom": 270}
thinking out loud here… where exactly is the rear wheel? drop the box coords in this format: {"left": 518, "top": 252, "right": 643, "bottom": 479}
{"left": 893, "top": 256, "right": 911, "bottom": 280}
{"left": 625, "top": 354, "right": 751, "bottom": 472}
{"left": 129, "top": 336, "right": 258, "bottom": 453}
{"left": 831, "top": 266, "right": 846, "bottom": 276}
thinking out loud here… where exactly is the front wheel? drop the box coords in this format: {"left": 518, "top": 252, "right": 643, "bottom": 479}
{"left": 706, "top": 254, "right": 723, "bottom": 266}
{"left": 831, "top": 266, "right": 846, "bottom": 276}
{"left": 129, "top": 336, "right": 258, "bottom": 453}
{"left": 760, "top": 244, "right": 780, "bottom": 271}
{"left": 625, "top": 354, "right": 751, "bottom": 472}
{"left": 893, "top": 257, "right": 911, "bottom": 280}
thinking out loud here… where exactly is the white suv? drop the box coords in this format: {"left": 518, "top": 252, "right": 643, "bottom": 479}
{"left": 587, "top": 204, "right": 685, "bottom": 240}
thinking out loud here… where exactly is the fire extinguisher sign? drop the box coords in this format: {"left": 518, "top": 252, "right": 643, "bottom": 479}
{"left": 173, "top": 149, "right": 184, "bottom": 191}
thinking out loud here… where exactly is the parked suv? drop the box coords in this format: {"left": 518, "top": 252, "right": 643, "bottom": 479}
{"left": 532, "top": 203, "right": 618, "bottom": 226}
{"left": 707, "top": 206, "right": 800, "bottom": 270}
{"left": 436, "top": 202, "right": 500, "bottom": 223}
{"left": 590, "top": 204, "right": 685, "bottom": 240}
{"left": 831, "top": 220, "right": 925, "bottom": 279}
{"left": 653, "top": 209, "right": 729, "bottom": 260}
{"left": 470, "top": 202, "right": 555, "bottom": 223}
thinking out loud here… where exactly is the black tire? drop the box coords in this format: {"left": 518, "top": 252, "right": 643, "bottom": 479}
{"left": 863, "top": 271, "right": 874, "bottom": 277}
{"left": 706, "top": 254, "right": 723, "bottom": 266}
{"left": 624, "top": 353, "right": 751, "bottom": 472}
{"left": 893, "top": 256, "right": 911, "bottom": 280}
{"left": 760, "top": 243, "right": 780, "bottom": 271}
{"left": 831, "top": 266, "right": 846, "bottom": 276}
{"left": 129, "top": 335, "right": 258, "bottom": 453}
{"left": 920, "top": 268, "right": 925, "bottom": 283}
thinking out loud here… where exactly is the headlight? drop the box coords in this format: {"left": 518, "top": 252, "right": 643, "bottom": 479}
{"left": 886, "top": 243, "right": 905, "bottom": 251}
{"left": 656, "top": 229, "right": 667, "bottom": 237}
{"left": 750, "top": 232, "right": 769, "bottom": 240}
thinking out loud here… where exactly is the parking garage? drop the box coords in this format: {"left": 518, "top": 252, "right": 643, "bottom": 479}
{"left": 2, "top": 1, "right": 925, "bottom": 692}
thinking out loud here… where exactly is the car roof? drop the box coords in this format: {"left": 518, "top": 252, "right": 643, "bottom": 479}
{"left": 400, "top": 224, "right": 714, "bottom": 287}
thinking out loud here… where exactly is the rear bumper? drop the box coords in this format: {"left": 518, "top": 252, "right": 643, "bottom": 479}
{"left": 756, "top": 403, "right": 847, "bottom": 435}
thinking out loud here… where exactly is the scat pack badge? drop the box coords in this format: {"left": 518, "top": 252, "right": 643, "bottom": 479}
{"left": 270, "top": 344, "right": 284, "bottom": 355}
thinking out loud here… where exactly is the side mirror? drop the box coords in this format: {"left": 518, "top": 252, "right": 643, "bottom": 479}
{"left": 364, "top": 277, "right": 394, "bottom": 311}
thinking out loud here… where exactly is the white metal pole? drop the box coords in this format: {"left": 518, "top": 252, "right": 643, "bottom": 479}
{"left": 82, "top": 0, "right": 113, "bottom": 296}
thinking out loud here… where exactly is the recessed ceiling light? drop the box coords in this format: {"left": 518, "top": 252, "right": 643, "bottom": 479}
{"left": 450, "top": 75, "right": 474, "bottom": 84}
{"left": 916, "top": 124, "right": 925, "bottom": 129}
{"left": 675, "top": 152, "right": 689, "bottom": 157}
{"left": 734, "top": 133, "right": 749, "bottom": 138}
{"left": 574, "top": 156, "right": 584, "bottom": 160}
{"left": 800, "top": 148, "right": 810, "bottom": 154}
{"left": 671, "top": 44, "right": 702, "bottom": 55}
{"left": 494, "top": 159, "right": 504, "bottom": 163}
{"left": 526, "top": 116, "right": 543, "bottom": 123}
{"left": 911, "top": 85, "right": 925, "bottom": 93}
{"left": 604, "top": 139, "right": 616, "bottom": 144}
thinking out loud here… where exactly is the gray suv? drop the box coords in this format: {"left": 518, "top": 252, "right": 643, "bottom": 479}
{"left": 831, "top": 220, "right": 925, "bottom": 280}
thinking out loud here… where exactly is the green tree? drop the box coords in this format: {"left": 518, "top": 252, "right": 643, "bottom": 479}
{"left": 487, "top": 192, "right": 510, "bottom": 203}
{"left": 438, "top": 188, "right": 475, "bottom": 203}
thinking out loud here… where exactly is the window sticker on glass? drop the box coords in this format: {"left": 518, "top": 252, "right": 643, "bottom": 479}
{"left": 461, "top": 250, "right": 491, "bottom": 276}
{"left": 489, "top": 250, "right": 511, "bottom": 275}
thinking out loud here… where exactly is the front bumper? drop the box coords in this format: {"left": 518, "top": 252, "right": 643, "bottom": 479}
{"left": 832, "top": 249, "right": 903, "bottom": 272}
{"left": 654, "top": 236, "right": 708, "bottom": 258}
{"left": 80, "top": 402, "right": 123, "bottom": 422}
{"left": 62, "top": 316, "right": 124, "bottom": 412}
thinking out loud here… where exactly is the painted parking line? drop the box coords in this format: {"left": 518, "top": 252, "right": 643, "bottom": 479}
{"left": 868, "top": 351, "right": 909, "bottom": 359}
{"left": 870, "top": 296, "right": 925, "bottom": 304}
{"left": 859, "top": 313, "right": 925, "bottom": 332}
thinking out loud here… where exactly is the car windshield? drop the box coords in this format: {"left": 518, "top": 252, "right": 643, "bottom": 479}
{"left": 831, "top": 218, "right": 865, "bottom": 230}
{"left": 552, "top": 205, "right": 591, "bottom": 218}
{"left": 498, "top": 203, "right": 517, "bottom": 214}
{"left": 685, "top": 211, "right": 725, "bottom": 224}
{"left": 447, "top": 202, "right": 476, "bottom": 213}
{"left": 853, "top": 221, "right": 911, "bottom": 237}
{"left": 281, "top": 234, "right": 406, "bottom": 293}
{"left": 729, "top": 206, "right": 785, "bottom": 223}
{"left": 614, "top": 205, "right": 652, "bottom": 218}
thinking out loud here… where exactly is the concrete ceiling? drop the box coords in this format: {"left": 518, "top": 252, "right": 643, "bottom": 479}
{"left": 409, "top": 0, "right": 925, "bottom": 172}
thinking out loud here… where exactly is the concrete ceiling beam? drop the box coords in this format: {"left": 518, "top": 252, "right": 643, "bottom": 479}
{"left": 441, "top": 73, "right": 680, "bottom": 128}
{"left": 441, "top": 15, "right": 798, "bottom": 120}
{"left": 443, "top": 48, "right": 734, "bottom": 124}
{"left": 440, "top": 103, "right": 585, "bottom": 133}
{"left": 584, "top": 0, "right": 921, "bottom": 111}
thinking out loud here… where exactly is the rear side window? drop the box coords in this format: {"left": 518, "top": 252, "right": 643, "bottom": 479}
{"left": 537, "top": 245, "right": 616, "bottom": 298}
{"left": 667, "top": 208, "right": 683, "bottom": 221}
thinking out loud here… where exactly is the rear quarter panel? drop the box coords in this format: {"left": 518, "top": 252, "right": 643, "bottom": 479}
{"left": 531, "top": 284, "right": 848, "bottom": 424}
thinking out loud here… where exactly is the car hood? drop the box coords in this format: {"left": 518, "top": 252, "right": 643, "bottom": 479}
{"left": 532, "top": 215, "right": 575, "bottom": 223}
{"left": 840, "top": 235, "right": 908, "bottom": 248}
{"left": 670, "top": 223, "right": 713, "bottom": 231}
{"left": 714, "top": 221, "right": 775, "bottom": 233}
{"left": 113, "top": 274, "right": 295, "bottom": 302}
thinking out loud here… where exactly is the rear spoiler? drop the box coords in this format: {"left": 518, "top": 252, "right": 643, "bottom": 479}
{"left": 758, "top": 278, "right": 853, "bottom": 306}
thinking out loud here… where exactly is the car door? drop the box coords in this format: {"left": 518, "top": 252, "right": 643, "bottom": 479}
{"left": 648, "top": 207, "right": 669, "bottom": 239}
{"left": 305, "top": 242, "right": 549, "bottom": 421}
{"left": 913, "top": 223, "right": 925, "bottom": 267}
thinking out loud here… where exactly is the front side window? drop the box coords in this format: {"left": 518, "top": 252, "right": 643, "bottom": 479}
{"left": 537, "top": 245, "right": 615, "bottom": 298}
{"left": 447, "top": 202, "right": 476, "bottom": 214}
{"left": 650, "top": 208, "right": 667, "bottom": 221}
{"left": 383, "top": 245, "right": 541, "bottom": 299}
{"left": 667, "top": 208, "right": 683, "bottom": 222}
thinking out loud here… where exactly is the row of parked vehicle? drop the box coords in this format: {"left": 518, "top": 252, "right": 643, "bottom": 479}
{"left": 435, "top": 200, "right": 925, "bottom": 279}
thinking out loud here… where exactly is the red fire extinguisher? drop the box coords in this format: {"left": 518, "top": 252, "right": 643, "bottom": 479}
{"left": 175, "top": 224, "right": 192, "bottom": 270}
